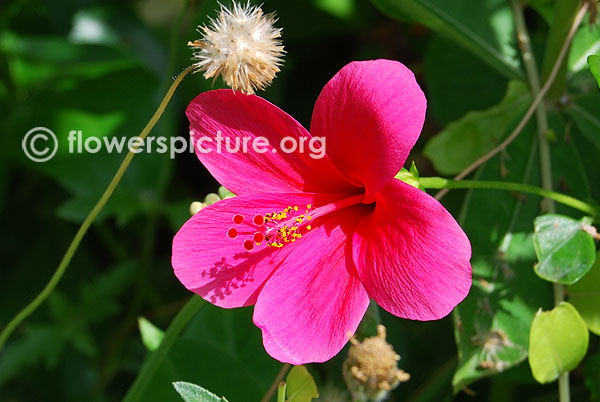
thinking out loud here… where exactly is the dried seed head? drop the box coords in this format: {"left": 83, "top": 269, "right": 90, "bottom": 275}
{"left": 188, "top": 1, "right": 284, "bottom": 94}
{"left": 344, "top": 325, "right": 410, "bottom": 402}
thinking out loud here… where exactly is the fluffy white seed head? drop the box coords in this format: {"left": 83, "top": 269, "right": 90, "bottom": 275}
{"left": 188, "top": 2, "right": 285, "bottom": 94}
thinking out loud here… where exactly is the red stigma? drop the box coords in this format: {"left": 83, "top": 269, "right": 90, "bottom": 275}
{"left": 243, "top": 239, "right": 254, "bottom": 251}
{"left": 253, "top": 232, "right": 265, "bottom": 243}
{"left": 253, "top": 215, "right": 265, "bottom": 225}
{"left": 227, "top": 228, "right": 238, "bottom": 239}
{"left": 233, "top": 214, "right": 244, "bottom": 224}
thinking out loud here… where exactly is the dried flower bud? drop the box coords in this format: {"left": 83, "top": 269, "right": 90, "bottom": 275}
{"left": 188, "top": 1, "right": 284, "bottom": 94}
{"left": 344, "top": 325, "right": 410, "bottom": 402}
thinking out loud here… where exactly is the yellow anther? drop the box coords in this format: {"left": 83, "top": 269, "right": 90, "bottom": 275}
{"left": 307, "top": 225, "right": 312, "bottom": 230}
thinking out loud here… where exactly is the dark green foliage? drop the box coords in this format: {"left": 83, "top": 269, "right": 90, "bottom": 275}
{"left": 1, "top": 0, "right": 598, "bottom": 401}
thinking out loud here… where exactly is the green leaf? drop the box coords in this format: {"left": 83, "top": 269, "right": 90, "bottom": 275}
{"left": 528, "top": 302, "right": 589, "bottom": 384}
{"left": 568, "top": 252, "right": 600, "bottom": 335}
{"left": 172, "top": 382, "right": 229, "bottom": 402}
{"left": 452, "top": 124, "right": 553, "bottom": 392}
{"left": 136, "top": 304, "right": 280, "bottom": 402}
{"left": 5, "top": 61, "right": 169, "bottom": 226}
{"left": 0, "top": 261, "right": 136, "bottom": 387}
{"left": 589, "top": 55, "right": 600, "bottom": 88}
{"left": 566, "top": 95, "right": 600, "bottom": 201}
{"left": 285, "top": 366, "right": 319, "bottom": 402}
{"left": 313, "top": 0, "right": 356, "bottom": 20}
{"left": 528, "top": 0, "right": 554, "bottom": 23}
{"left": 138, "top": 317, "right": 165, "bottom": 352}
{"left": 424, "top": 36, "right": 508, "bottom": 126}
{"left": 568, "top": 22, "right": 600, "bottom": 73}
{"left": 533, "top": 214, "right": 596, "bottom": 284}
{"left": 547, "top": 113, "right": 592, "bottom": 213}
{"left": 369, "top": 0, "right": 522, "bottom": 79}
{"left": 0, "top": 32, "right": 138, "bottom": 88}
{"left": 567, "top": 95, "right": 600, "bottom": 151}
{"left": 0, "top": 325, "right": 66, "bottom": 387}
{"left": 424, "top": 81, "right": 531, "bottom": 175}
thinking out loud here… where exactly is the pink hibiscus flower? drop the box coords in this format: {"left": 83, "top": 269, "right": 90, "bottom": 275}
{"left": 172, "top": 59, "right": 472, "bottom": 364}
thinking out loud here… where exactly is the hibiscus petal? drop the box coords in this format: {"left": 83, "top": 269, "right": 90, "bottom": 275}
{"left": 310, "top": 59, "right": 427, "bottom": 198}
{"left": 353, "top": 180, "right": 472, "bottom": 321}
{"left": 172, "top": 192, "right": 343, "bottom": 308}
{"left": 253, "top": 207, "right": 371, "bottom": 364}
{"left": 186, "top": 90, "right": 356, "bottom": 195}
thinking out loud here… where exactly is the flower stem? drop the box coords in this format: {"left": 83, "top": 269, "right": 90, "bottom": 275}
{"left": 0, "top": 65, "right": 194, "bottom": 352}
{"left": 261, "top": 364, "right": 291, "bottom": 402}
{"left": 277, "top": 382, "right": 287, "bottom": 402}
{"left": 123, "top": 295, "right": 204, "bottom": 402}
{"left": 419, "top": 177, "right": 599, "bottom": 217}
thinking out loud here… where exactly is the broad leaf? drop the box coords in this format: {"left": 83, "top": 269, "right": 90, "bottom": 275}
{"left": 369, "top": 0, "right": 522, "bottom": 78}
{"left": 528, "top": 302, "right": 589, "bottom": 384}
{"left": 424, "top": 81, "right": 531, "bottom": 175}
{"left": 3, "top": 30, "right": 171, "bottom": 226}
{"left": 285, "top": 366, "right": 319, "bottom": 402}
{"left": 547, "top": 112, "right": 593, "bottom": 216}
{"left": 173, "top": 382, "right": 228, "bottom": 402}
{"left": 0, "top": 262, "right": 136, "bottom": 386}
{"left": 569, "top": 24, "right": 600, "bottom": 74}
{"left": 533, "top": 214, "right": 596, "bottom": 284}
{"left": 567, "top": 95, "right": 600, "bottom": 151}
{"left": 136, "top": 304, "right": 280, "bottom": 402}
{"left": 528, "top": 0, "right": 554, "bottom": 23}
{"left": 566, "top": 95, "right": 600, "bottom": 202}
{"left": 0, "top": 325, "right": 66, "bottom": 388}
{"left": 568, "top": 252, "right": 600, "bottom": 335}
{"left": 589, "top": 55, "right": 600, "bottom": 88}
{"left": 424, "top": 36, "right": 508, "bottom": 126}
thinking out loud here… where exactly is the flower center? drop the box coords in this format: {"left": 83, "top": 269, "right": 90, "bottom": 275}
{"left": 226, "top": 193, "right": 364, "bottom": 251}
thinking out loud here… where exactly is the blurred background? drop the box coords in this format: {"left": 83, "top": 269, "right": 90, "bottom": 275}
{"left": 1, "top": 0, "right": 598, "bottom": 401}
